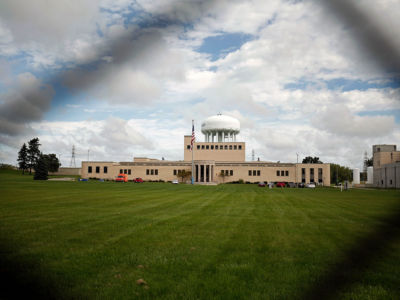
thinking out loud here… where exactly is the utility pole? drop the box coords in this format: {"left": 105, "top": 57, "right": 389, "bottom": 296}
{"left": 70, "top": 145, "right": 76, "bottom": 168}
{"left": 87, "top": 149, "right": 90, "bottom": 161}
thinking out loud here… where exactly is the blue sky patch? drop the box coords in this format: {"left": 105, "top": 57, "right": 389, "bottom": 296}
{"left": 284, "top": 77, "right": 400, "bottom": 91}
{"left": 358, "top": 109, "right": 400, "bottom": 123}
{"left": 197, "top": 32, "right": 254, "bottom": 61}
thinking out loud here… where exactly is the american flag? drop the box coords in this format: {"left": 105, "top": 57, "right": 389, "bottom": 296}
{"left": 190, "top": 121, "right": 195, "bottom": 151}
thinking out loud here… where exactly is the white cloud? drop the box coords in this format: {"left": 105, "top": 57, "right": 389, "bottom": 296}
{"left": 312, "top": 104, "right": 396, "bottom": 138}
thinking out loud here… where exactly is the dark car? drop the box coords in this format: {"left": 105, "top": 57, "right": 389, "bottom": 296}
{"left": 298, "top": 183, "right": 305, "bottom": 188}
{"left": 258, "top": 181, "right": 266, "bottom": 187}
{"left": 134, "top": 177, "right": 143, "bottom": 183}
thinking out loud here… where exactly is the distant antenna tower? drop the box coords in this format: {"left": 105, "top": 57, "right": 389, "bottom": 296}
{"left": 70, "top": 145, "right": 76, "bottom": 168}
{"left": 363, "top": 150, "right": 368, "bottom": 173}
{"left": 252, "top": 149, "right": 255, "bottom": 161}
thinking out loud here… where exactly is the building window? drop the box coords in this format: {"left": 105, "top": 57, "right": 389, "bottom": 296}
{"left": 104, "top": 166, "right": 108, "bottom": 174}
{"left": 238, "top": 145, "right": 242, "bottom": 150}
{"left": 174, "top": 169, "right": 177, "bottom": 175}
{"left": 234, "top": 145, "right": 237, "bottom": 150}
{"left": 249, "top": 170, "right": 252, "bottom": 176}
{"left": 277, "top": 170, "right": 280, "bottom": 176}
{"left": 95, "top": 166, "right": 100, "bottom": 173}
{"left": 197, "top": 145, "right": 200, "bottom": 150}
{"left": 310, "top": 168, "right": 315, "bottom": 183}
{"left": 151, "top": 169, "right": 154, "bottom": 175}
{"left": 120, "top": 169, "right": 123, "bottom": 174}
{"left": 318, "top": 168, "right": 322, "bottom": 183}
{"left": 201, "top": 145, "right": 205, "bottom": 149}
{"left": 229, "top": 145, "right": 232, "bottom": 150}
{"left": 253, "top": 170, "right": 256, "bottom": 176}
{"left": 230, "top": 170, "right": 233, "bottom": 176}
{"left": 128, "top": 169, "right": 131, "bottom": 175}
{"left": 302, "top": 168, "right": 306, "bottom": 183}
{"left": 225, "top": 170, "right": 229, "bottom": 176}
{"left": 281, "top": 170, "right": 284, "bottom": 176}
{"left": 206, "top": 145, "right": 209, "bottom": 149}
{"left": 220, "top": 145, "right": 223, "bottom": 150}
{"left": 88, "top": 166, "right": 92, "bottom": 173}
{"left": 285, "top": 170, "right": 289, "bottom": 176}
{"left": 257, "top": 170, "right": 260, "bottom": 176}
{"left": 187, "top": 145, "right": 190, "bottom": 150}
{"left": 215, "top": 145, "right": 218, "bottom": 150}
{"left": 146, "top": 169, "right": 149, "bottom": 175}
{"left": 155, "top": 169, "right": 158, "bottom": 175}
{"left": 211, "top": 145, "right": 214, "bottom": 150}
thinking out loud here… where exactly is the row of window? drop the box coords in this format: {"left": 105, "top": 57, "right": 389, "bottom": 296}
{"left": 120, "top": 169, "right": 131, "bottom": 175}
{"left": 88, "top": 166, "right": 108, "bottom": 174}
{"left": 173, "top": 169, "right": 186, "bottom": 175}
{"left": 146, "top": 169, "right": 158, "bottom": 175}
{"left": 301, "top": 168, "right": 323, "bottom": 183}
{"left": 249, "top": 170, "right": 261, "bottom": 176}
{"left": 277, "top": 170, "right": 289, "bottom": 176}
{"left": 221, "top": 170, "right": 234, "bottom": 176}
{"left": 187, "top": 144, "right": 243, "bottom": 150}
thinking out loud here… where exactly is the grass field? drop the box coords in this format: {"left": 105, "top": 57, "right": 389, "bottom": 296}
{"left": 0, "top": 169, "right": 399, "bottom": 299}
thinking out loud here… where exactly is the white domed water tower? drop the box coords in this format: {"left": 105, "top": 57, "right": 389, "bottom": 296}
{"left": 201, "top": 114, "right": 240, "bottom": 142}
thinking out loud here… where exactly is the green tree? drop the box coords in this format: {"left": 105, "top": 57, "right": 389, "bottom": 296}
{"left": 330, "top": 163, "right": 353, "bottom": 184}
{"left": 27, "top": 137, "right": 41, "bottom": 174}
{"left": 17, "top": 143, "right": 29, "bottom": 174}
{"left": 42, "top": 154, "right": 61, "bottom": 172}
{"left": 177, "top": 170, "right": 191, "bottom": 183}
{"left": 366, "top": 157, "right": 373, "bottom": 167}
{"left": 34, "top": 154, "right": 48, "bottom": 180}
{"left": 302, "top": 156, "right": 323, "bottom": 164}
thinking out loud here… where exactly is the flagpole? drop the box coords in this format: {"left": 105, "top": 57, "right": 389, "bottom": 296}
{"left": 191, "top": 120, "right": 194, "bottom": 184}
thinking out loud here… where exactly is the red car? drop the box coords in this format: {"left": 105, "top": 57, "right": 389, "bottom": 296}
{"left": 115, "top": 174, "right": 128, "bottom": 182}
{"left": 276, "top": 182, "right": 286, "bottom": 188}
{"left": 258, "top": 182, "right": 266, "bottom": 187}
{"left": 134, "top": 177, "right": 143, "bottom": 183}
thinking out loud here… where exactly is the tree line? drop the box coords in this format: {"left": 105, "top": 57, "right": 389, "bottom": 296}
{"left": 17, "top": 137, "right": 60, "bottom": 180}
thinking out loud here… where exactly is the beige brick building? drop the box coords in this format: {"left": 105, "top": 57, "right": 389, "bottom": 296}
{"left": 81, "top": 115, "right": 330, "bottom": 185}
{"left": 373, "top": 144, "right": 400, "bottom": 188}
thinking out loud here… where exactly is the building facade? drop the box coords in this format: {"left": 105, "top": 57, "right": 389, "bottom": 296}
{"left": 373, "top": 144, "right": 400, "bottom": 188}
{"left": 81, "top": 115, "right": 330, "bottom": 185}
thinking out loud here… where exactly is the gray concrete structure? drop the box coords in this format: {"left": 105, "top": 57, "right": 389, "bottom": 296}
{"left": 374, "top": 162, "right": 400, "bottom": 188}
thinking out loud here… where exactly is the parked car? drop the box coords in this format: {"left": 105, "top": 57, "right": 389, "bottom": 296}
{"left": 297, "top": 183, "right": 305, "bottom": 188}
{"left": 306, "top": 183, "right": 316, "bottom": 188}
{"left": 172, "top": 179, "right": 179, "bottom": 184}
{"left": 276, "top": 182, "right": 285, "bottom": 188}
{"left": 258, "top": 181, "right": 266, "bottom": 187}
{"left": 115, "top": 174, "right": 128, "bottom": 182}
{"left": 287, "top": 182, "right": 296, "bottom": 188}
{"left": 134, "top": 177, "right": 143, "bottom": 183}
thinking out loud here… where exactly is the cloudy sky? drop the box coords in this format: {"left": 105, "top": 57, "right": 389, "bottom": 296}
{"left": 0, "top": 0, "right": 399, "bottom": 169}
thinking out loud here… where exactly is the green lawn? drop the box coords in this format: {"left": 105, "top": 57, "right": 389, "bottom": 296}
{"left": 0, "top": 170, "right": 399, "bottom": 299}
